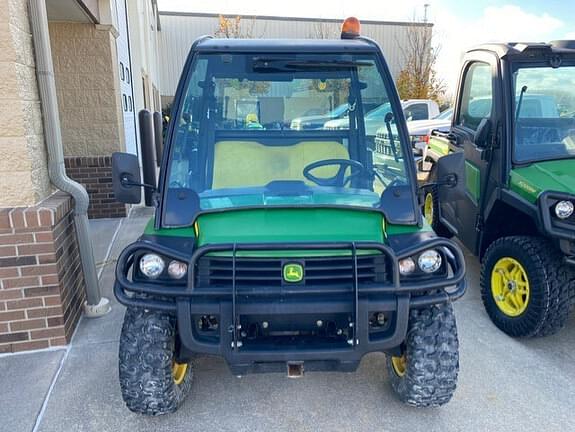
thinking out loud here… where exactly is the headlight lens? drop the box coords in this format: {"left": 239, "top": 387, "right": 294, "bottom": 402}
{"left": 168, "top": 260, "right": 188, "bottom": 279}
{"left": 139, "top": 254, "right": 165, "bottom": 279}
{"left": 399, "top": 257, "right": 416, "bottom": 275}
{"left": 417, "top": 250, "right": 442, "bottom": 273}
{"left": 555, "top": 200, "right": 574, "bottom": 219}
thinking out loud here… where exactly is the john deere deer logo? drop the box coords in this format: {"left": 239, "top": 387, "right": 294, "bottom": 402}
{"left": 283, "top": 263, "right": 303, "bottom": 283}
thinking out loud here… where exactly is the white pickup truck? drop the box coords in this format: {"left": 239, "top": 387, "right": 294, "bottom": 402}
{"left": 324, "top": 99, "right": 440, "bottom": 135}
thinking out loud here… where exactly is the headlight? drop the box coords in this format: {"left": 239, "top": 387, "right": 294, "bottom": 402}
{"left": 168, "top": 260, "right": 188, "bottom": 279}
{"left": 555, "top": 200, "right": 574, "bottom": 219}
{"left": 399, "top": 257, "right": 416, "bottom": 275}
{"left": 139, "top": 254, "right": 165, "bottom": 279}
{"left": 417, "top": 250, "right": 442, "bottom": 273}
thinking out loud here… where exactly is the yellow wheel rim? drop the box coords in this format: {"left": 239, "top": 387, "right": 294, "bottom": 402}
{"left": 424, "top": 192, "right": 434, "bottom": 225}
{"left": 172, "top": 361, "right": 188, "bottom": 385}
{"left": 390, "top": 354, "right": 407, "bottom": 377}
{"left": 491, "top": 257, "right": 530, "bottom": 317}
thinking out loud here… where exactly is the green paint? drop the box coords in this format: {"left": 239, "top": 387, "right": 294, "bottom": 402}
{"left": 143, "top": 208, "right": 429, "bottom": 257}
{"left": 510, "top": 159, "right": 575, "bottom": 203}
{"left": 465, "top": 161, "right": 481, "bottom": 203}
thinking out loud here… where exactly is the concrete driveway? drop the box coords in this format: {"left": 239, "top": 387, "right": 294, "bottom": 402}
{"left": 2, "top": 209, "right": 575, "bottom": 432}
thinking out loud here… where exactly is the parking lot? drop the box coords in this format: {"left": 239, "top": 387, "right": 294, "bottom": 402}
{"left": 1, "top": 208, "right": 575, "bottom": 432}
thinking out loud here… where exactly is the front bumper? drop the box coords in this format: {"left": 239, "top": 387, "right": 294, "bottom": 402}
{"left": 114, "top": 239, "right": 466, "bottom": 374}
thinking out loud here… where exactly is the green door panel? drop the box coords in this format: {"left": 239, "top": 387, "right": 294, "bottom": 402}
{"left": 465, "top": 160, "right": 480, "bottom": 204}
{"left": 510, "top": 160, "right": 575, "bottom": 203}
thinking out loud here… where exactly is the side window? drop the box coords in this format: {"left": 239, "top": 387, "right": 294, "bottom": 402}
{"left": 404, "top": 103, "right": 428, "bottom": 121}
{"left": 457, "top": 62, "right": 493, "bottom": 131}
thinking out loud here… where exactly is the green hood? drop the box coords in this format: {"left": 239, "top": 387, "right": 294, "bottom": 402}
{"left": 510, "top": 160, "right": 575, "bottom": 203}
{"left": 144, "top": 208, "right": 431, "bottom": 256}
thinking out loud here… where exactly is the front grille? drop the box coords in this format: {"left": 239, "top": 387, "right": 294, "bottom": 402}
{"left": 195, "top": 254, "right": 389, "bottom": 289}
{"left": 374, "top": 134, "right": 395, "bottom": 156}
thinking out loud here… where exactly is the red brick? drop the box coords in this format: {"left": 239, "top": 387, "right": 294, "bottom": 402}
{"left": 10, "top": 318, "right": 46, "bottom": 331}
{"left": 34, "top": 232, "right": 54, "bottom": 243}
{"left": 0, "top": 332, "right": 28, "bottom": 343}
{"left": 0, "top": 268, "right": 18, "bottom": 278}
{"left": 24, "top": 210, "right": 39, "bottom": 228}
{"left": 0, "top": 246, "right": 16, "bottom": 257}
{"left": 0, "top": 310, "right": 25, "bottom": 322}
{"left": 6, "top": 298, "right": 43, "bottom": 310}
{"left": 2, "top": 276, "right": 39, "bottom": 289}
{"left": 17, "top": 243, "right": 55, "bottom": 255}
{"left": 9, "top": 209, "right": 26, "bottom": 228}
{"left": 0, "top": 289, "right": 22, "bottom": 301}
{"left": 38, "top": 209, "right": 54, "bottom": 227}
{"left": 0, "top": 323, "right": 8, "bottom": 333}
{"left": 0, "top": 256, "right": 36, "bottom": 267}
{"left": 23, "top": 285, "right": 59, "bottom": 298}
{"left": 0, "top": 344, "right": 11, "bottom": 353}
{"left": 20, "top": 264, "right": 58, "bottom": 276}
{"left": 44, "top": 295, "right": 62, "bottom": 306}
{"left": 41, "top": 275, "right": 59, "bottom": 285}
{"left": 38, "top": 253, "right": 56, "bottom": 264}
{"left": 0, "top": 209, "right": 10, "bottom": 229}
{"left": 31, "top": 326, "right": 65, "bottom": 339}
{"left": 12, "top": 340, "right": 50, "bottom": 352}
{"left": 49, "top": 337, "right": 67, "bottom": 346}
{"left": 47, "top": 316, "right": 64, "bottom": 327}
{"left": 26, "top": 306, "right": 62, "bottom": 319}
{"left": 0, "top": 233, "right": 34, "bottom": 244}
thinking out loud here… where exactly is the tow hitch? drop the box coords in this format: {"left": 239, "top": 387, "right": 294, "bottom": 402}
{"left": 287, "top": 362, "right": 304, "bottom": 378}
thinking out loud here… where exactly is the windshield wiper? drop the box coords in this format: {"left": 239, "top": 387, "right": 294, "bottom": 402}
{"left": 252, "top": 58, "right": 372, "bottom": 72}
{"left": 515, "top": 85, "right": 528, "bottom": 123}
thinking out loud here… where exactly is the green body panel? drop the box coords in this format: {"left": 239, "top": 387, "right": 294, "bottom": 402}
{"left": 509, "top": 159, "right": 575, "bottom": 203}
{"left": 465, "top": 161, "right": 481, "bottom": 204}
{"left": 143, "top": 208, "right": 430, "bottom": 256}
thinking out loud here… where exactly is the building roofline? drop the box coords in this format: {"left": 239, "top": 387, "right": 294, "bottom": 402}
{"left": 158, "top": 10, "right": 433, "bottom": 28}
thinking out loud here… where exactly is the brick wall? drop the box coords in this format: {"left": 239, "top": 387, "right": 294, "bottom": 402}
{"left": 65, "top": 156, "right": 127, "bottom": 219}
{"left": 0, "top": 191, "right": 86, "bottom": 353}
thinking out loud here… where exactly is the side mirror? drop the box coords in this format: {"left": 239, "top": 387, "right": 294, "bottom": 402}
{"left": 474, "top": 118, "right": 491, "bottom": 148}
{"left": 112, "top": 152, "right": 142, "bottom": 204}
{"left": 436, "top": 151, "right": 465, "bottom": 197}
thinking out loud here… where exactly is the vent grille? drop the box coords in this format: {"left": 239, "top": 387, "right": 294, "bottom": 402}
{"left": 195, "top": 254, "right": 389, "bottom": 289}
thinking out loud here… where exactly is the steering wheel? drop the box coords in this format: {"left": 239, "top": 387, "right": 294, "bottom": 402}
{"left": 303, "top": 159, "right": 369, "bottom": 187}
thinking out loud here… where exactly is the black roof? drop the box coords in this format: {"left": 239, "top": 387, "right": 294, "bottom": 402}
{"left": 195, "top": 37, "right": 379, "bottom": 53}
{"left": 469, "top": 40, "right": 575, "bottom": 58}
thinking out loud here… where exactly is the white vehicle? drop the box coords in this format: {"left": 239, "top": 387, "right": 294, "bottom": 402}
{"left": 407, "top": 108, "right": 453, "bottom": 146}
{"left": 324, "top": 99, "right": 440, "bottom": 135}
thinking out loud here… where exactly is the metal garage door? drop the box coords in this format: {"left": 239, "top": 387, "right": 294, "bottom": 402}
{"left": 115, "top": 0, "right": 138, "bottom": 155}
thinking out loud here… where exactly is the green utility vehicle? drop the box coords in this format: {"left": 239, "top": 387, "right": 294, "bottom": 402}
{"left": 423, "top": 40, "right": 575, "bottom": 338}
{"left": 111, "top": 19, "right": 465, "bottom": 415}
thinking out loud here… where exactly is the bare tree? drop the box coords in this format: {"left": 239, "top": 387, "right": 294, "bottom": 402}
{"left": 395, "top": 16, "right": 446, "bottom": 102}
{"left": 309, "top": 20, "right": 339, "bottom": 39}
{"left": 214, "top": 15, "right": 257, "bottom": 38}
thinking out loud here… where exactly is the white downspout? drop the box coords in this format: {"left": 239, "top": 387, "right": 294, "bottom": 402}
{"left": 29, "top": 0, "right": 110, "bottom": 317}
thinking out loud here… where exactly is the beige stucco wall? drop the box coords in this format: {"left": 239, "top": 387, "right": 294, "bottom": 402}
{"left": 0, "top": 0, "right": 51, "bottom": 207}
{"left": 49, "top": 22, "right": 124, "bottom": 157}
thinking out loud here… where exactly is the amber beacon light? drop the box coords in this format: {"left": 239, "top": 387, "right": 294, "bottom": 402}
{"left": 341, "top": 17, "right": 361, "bottom": 39}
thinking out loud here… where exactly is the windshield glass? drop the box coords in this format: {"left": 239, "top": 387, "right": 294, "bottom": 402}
{"left": 163, "top": 53, "right": 410, "bottom": 226}
{"left": 513, "top": 64, "right": 575, "bottom": 163}
{"left": 435, "top": 108, "right": 453, "bottom": 120}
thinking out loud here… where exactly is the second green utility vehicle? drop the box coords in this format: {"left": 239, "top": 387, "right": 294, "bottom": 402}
{"left": 424, "top": 40, "right": 575, "bottom": 338}
{"left": 110, "top": 18, "right": 465, "bottom": 415}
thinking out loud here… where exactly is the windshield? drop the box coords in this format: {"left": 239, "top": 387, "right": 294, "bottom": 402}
{"left": 513, "top": 64, "right": 575, "bottom": 163}
{"left": 163, "top": 53, "right": 411, "bottom": 226}
{"left": 435, "top": 108, "right": 453, "bottom": 120}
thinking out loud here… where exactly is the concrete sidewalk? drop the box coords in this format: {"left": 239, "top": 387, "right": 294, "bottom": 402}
{"left": 1, "top": 209, "right": 575, "bottom": 432}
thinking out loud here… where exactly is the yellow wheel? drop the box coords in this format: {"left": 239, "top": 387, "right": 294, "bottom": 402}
{"left": 172, "top": 361, "right": 188, "bottom": 386}
{"left": 424, "top": 192, "right": 434, "bottom": 225}
{"left": 490, "top": 257, "right": 530, "bottom": 317}
{"left": 390, "top": 354, "right": 407, "bottom": 377}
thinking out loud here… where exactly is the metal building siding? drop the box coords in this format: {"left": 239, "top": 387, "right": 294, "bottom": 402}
{"left": 158, "top": 13, "right": 429, "bottom": 98}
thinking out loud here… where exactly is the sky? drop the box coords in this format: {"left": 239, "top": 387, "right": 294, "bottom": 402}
{"left": 157, "top": 0, "right": 575, "bottom": 96}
